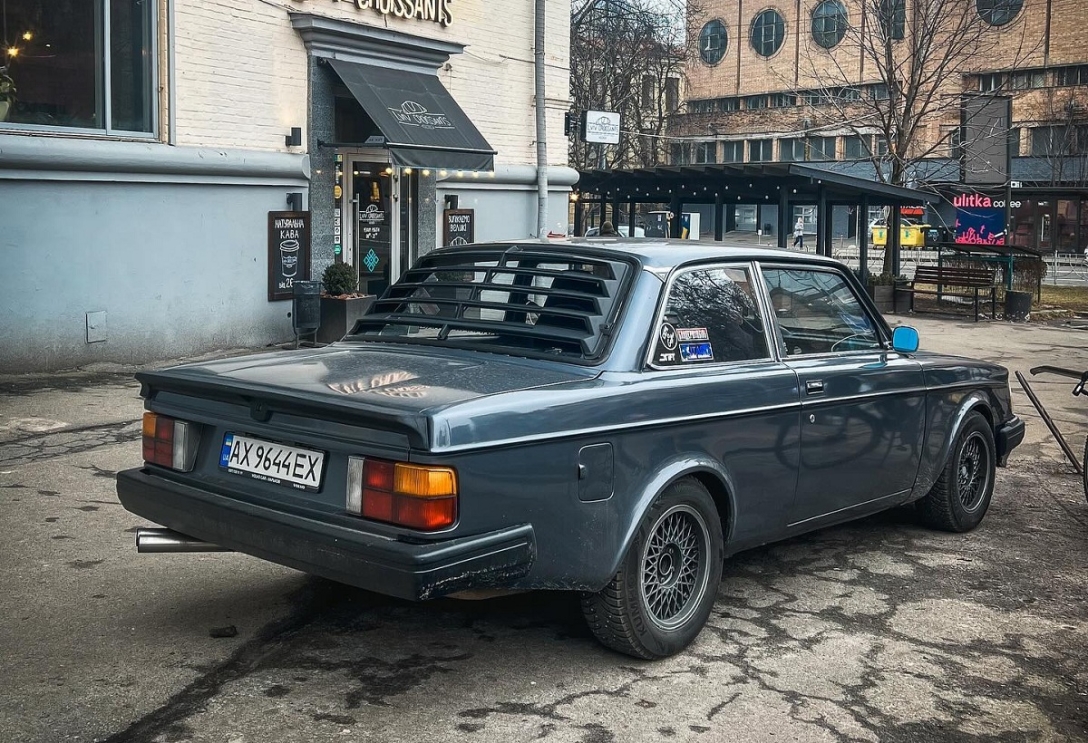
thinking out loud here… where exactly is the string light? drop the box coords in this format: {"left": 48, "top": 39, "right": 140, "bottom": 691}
{"left": 6, "top": 47, "right": 18, "bottom": 58}
{"left": 422, "top": 169, "right": 431, "bottom": 176}
{"left": 22, "top": 31, "right": 32, "bottom": 41}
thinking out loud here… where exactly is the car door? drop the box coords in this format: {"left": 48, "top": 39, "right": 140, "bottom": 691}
{"left": 758, "top": 265, "right": 925, "bottom": 529}
{"left": 645, "top": 262, "right": 801, "bottom": 547}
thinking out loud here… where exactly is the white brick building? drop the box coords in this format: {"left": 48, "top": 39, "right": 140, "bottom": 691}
{"left": 0, "top": 0, "right": 574, "bottom": 372}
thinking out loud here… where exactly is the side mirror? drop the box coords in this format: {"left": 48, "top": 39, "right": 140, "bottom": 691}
{"left": 891, "top": 326, "right": 919, "bottom": 353}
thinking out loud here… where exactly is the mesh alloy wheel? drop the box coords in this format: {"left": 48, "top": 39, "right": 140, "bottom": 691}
{"left": 638, "top": 504, "right": 712, "bottom": 631}
{"left": 957, "top": 431, "right": 992, "bottom": 512}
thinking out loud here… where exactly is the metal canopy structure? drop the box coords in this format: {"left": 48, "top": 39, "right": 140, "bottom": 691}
{"left": 575, "top": 163, "right": 940, "bottom": 277}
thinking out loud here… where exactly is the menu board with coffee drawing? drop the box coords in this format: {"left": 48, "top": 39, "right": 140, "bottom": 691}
{"left": 268, "top": 211, "right": 312, "bottom": 301}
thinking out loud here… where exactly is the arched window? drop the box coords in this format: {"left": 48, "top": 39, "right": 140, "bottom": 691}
{"left": 811, "top": 0, "right": 847, "bottom": 49}
{"left": 750, "top": 9, "right": 786, "bottom": 58}
{"left": 977, "top": 0, "right": 1023, "bottom": 26}
{"left": 699, "top": 19, "right": 729, "bottom": 65}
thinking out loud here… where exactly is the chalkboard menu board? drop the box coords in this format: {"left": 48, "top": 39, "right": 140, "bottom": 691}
{"left": 268, "top": 211, "right": 312, "bottom": 301}
{"left": 443, "top": 209, "right": 474, "bottom": 246}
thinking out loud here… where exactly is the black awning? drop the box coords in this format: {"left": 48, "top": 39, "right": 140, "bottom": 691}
{"left": 329, "top": 60, "right": 495, "bottom": 172}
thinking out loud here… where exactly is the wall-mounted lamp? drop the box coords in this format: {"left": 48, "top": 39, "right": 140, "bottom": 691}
{"left": 285, "top": 127, "right": 303, "bottom": 147}
{"left": 286, "top": 192, "right": 303, "bottom": 211}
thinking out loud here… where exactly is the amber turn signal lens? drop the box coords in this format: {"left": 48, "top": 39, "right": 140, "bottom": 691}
{"left": 394, "top": 463, "right": 456, "bottom": 497}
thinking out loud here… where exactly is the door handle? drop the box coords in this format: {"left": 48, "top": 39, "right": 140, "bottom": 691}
{"left": 805, "top": 380, "right": 825, "bottom": 395}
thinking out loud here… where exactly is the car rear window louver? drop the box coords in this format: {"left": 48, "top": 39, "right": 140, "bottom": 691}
{"left": 348, "top": 246, "right": 634, "bottom": 362}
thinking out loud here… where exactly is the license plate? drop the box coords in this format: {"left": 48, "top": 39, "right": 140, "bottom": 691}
{"left": 219, "top": 433, "right": 324, "bottom": 491}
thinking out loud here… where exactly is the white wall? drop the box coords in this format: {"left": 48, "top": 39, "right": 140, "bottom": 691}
{"left": 174, "top": 0, "right": 571, "bottom": 167}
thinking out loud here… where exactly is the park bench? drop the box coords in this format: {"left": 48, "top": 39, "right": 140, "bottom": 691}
{"left": 897, "top": 265, "right": 997, "bottom": 322}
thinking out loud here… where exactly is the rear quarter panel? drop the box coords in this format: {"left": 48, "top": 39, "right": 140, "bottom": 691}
{"left": 914, "top": 354, "right": 1014, "bottom": 497}
{"left": 430, "top": 364, "right": 800, "bottom": 591}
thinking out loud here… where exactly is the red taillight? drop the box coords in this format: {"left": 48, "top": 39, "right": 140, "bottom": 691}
{"left": 141, "top": 412, "right": 198, "bottom": 471}
{"left": 347, "top": 457, "right": 457, "bottom": 531}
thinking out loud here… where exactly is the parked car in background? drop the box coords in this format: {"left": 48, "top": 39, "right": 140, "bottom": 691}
{"left": 585, "top": 224, "right": 645, "bottom": 237}
{"left": 118, "top": 240, "right": 1024, "bottom": 659}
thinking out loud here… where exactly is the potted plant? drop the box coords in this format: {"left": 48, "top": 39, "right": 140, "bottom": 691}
{"left": 866, "top": 272, "right": 896, "bottom": 313}
{"left": 318, "top": 262, "right": 374, "bottom": 344}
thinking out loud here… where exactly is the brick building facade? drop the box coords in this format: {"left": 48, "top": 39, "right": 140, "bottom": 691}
{"left": 671, "top": 0, "right": 1088, "bottom": 251}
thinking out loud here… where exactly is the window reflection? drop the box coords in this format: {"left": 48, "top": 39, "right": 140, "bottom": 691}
{"left": 762, "top": 269, "right": 880, "bottom": 356}
{"left": 656, "top": 266, "right": 769, "bottom": 365}
{"left": 1, "top": 0, "right": 153, "bottom": 133}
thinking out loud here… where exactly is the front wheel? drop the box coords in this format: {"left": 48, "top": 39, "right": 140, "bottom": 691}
{"left": 581, "top": 478, "right": 724, "bottom": 659}
{"left": 917, "top": 411, "right": 996, "bottom": 532}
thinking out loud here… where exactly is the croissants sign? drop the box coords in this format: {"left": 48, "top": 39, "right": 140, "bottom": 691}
{"left": 333, "top": 0, "right": 453, "bottom": 27}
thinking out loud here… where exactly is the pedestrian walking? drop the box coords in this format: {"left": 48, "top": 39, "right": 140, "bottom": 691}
{"left": 793, "top": 217, "right": 805, "bottom": 249}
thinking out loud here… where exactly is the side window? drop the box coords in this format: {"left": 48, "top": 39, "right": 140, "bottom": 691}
{"left": 761, "top": 268, "right": 882, "bottom": 356}
{"left": 652, "top": 265, "right": 770, "bottom": 367}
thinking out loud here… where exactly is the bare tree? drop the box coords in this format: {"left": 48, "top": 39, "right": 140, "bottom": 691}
{"left": 570, "top": 0, "right": 703, "bottom": 170}
{"left": 791, "top": 0, "right": 1039, "bottom": 188}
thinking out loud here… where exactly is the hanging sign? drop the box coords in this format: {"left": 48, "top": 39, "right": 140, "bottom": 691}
{"left": 580, "top": 110, "right": 621, "bottom": 145}
{"left": 268, "top": 211, "right": 312, "bottom": 301}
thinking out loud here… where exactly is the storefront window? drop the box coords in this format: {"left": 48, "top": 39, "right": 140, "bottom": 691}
{"left": 1080, "top": 200, "right": 1088, "bottom": 251}
{"left": 0, "top": 0, "right": 154, "bottom": 133}
{"left": 736, "top": 205, "right": 758, "bottom": 231}
{"left": 1056, "top": 200, "right": 1078, "bottom": 252}
{"left": 1010, "top": 199, "right": 1035, "bottom": 248}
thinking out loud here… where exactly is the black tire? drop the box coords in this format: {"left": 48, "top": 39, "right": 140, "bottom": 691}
{"left": 581, "top": 478, "right": 724, "bottom": 659}
{"left": 1083, "top": 436, "right": 1088, "bottom": 504}
{"left": 917, "top": 411, "right": 996, "bottom": 532}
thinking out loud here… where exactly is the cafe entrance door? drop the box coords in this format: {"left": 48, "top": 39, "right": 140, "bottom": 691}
{"left": 343, "top": 155, "right": 418, "bottom": 297}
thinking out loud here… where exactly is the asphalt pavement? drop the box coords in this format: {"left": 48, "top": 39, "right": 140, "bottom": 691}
{"left": 1, "top": 315, "right": 1087, "bottom": 743}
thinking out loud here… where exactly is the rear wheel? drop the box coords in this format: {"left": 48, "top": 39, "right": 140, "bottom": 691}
{"left": 1083, "top": 436, "right": 1087, "bottom": 503}
{"left": 581, "top": 478, "right": 723, "bottom": 659}
{"left": 917, "top": 411, "right": 996, "bottom": 532}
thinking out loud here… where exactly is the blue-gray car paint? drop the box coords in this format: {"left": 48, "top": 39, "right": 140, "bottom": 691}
{"left": 124, "top": 242, "right": 1020, "bottom": 596}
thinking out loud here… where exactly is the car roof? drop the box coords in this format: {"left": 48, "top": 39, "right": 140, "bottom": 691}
{"left": 427, "top": 239, "right": 845, "bottom": 273}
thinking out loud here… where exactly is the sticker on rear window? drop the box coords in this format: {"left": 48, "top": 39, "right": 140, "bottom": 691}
{"left": 677, "top": 327, "right": 709, "bottom": 342}
{"left": 654, "top": 322, "right": 680, "bottom": 364}
{"left": 680, "top": 341, "right": 714, "bottom": 362}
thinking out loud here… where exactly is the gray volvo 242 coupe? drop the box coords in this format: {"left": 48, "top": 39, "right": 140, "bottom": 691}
{"left": 117, "top": 241, "right": 1024, "bottom": 659}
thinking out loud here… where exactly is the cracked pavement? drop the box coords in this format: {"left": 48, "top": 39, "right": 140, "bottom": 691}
{"left": 1, "top": 317, "right": 1086, "bottom": 743}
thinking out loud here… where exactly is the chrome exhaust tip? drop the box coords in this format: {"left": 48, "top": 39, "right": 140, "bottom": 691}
{"left": 135, "top": 527, "right": 232, "bottom": 553}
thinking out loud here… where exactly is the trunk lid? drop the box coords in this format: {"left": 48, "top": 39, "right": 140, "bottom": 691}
{"left": 138, "top": 343, "right": 599, "bottom": 449}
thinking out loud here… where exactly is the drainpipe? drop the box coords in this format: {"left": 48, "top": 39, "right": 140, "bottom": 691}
{"left": 167, "top": 0, "right": 176, "bottom": 145}
{"left": 534, "top": 0, "right": 549, "bottom": 239}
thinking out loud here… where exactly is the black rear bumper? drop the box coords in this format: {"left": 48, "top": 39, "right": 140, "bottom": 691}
{"left": 116, "top": 468, "right": 535, "bottom": 601}
{"left": 996, "top": 415, "right": 1025, "bottom": 466}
